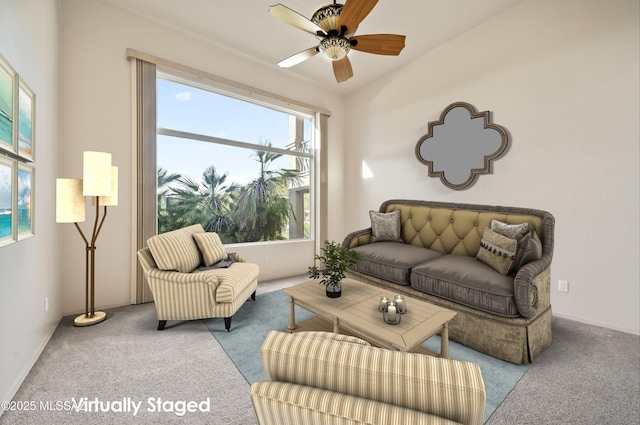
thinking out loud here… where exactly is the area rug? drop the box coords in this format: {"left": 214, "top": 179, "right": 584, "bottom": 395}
{"left": 203, "top": 290, "right": 528, "bottom": 423}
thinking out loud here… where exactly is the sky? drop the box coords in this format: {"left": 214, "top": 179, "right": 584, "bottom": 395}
{"left": 156, "top": 78, "right": 311, "bottom": 187}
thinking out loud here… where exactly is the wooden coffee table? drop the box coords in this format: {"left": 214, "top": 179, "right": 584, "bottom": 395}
{"left": 283, "top": 278, "right": 457, "bottom": 358}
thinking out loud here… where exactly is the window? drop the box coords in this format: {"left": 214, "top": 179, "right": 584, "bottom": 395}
{"left": 156, "top": 75, "right": 314, "bottom": 244}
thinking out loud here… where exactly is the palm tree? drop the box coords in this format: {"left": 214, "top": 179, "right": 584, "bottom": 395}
{"left": 234, "top": 142, "right": 302, "bottom": 242}
{"left": 166, "top": 166, "right": 240, "bottom": 239}
{"left": 157, "top": 167, "right": 182, "bottom": 233}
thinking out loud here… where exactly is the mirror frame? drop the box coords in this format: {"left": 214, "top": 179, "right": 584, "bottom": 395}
{"left": 415, "top": 102, "right": 509, "bottom": 190}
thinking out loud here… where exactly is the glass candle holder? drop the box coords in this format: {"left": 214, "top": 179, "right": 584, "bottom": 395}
{"left": 379, "top": 296, "right": 390, "bottom": 312}
{"left": 383, "top": 301, "right": 401, "bottom": 325}
{"left": 394, "top": 295, "right": 407, "bottom": 314}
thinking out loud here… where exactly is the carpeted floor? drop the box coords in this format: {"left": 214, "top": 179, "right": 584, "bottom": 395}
{"left": 486, "top": 316, "right": 640, "bottom": 425}
{"left": 1, "top": 275, "right": 638, "bottom": 424}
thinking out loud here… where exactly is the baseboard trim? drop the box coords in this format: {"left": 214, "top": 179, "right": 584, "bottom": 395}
{"left": 553, "top": 312, "right": 639, "bottom": 336}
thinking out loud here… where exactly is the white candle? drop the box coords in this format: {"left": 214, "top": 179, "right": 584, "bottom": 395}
{"left": 387, "top": 304, "right": 397, "bottom": 323}
{"left": 379, "top": 296, "right": 389, "bottom": 312}
{"left": 394, "top": 295, "right": 406, "bottom": 314}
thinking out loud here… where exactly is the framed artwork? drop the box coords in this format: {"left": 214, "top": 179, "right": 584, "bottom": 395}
{"left": 0, "top": 51, "right": 36, "bottom": 247}
{"left": 17, "top": 162, "right": 34, "bottom": 239}
{"left": 0, "top": 52, "right": 35, "bottom": 248}
{"left": 18, "top": 79, "right": 35, "bottom": 161}
{"left": 0, "top": 155, "right": 15, "bottom": 247}
{"left": 0, "top": 55, "right": 15, "bottom": 154}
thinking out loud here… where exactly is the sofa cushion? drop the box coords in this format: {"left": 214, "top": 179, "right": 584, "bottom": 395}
{"left": 147, "top": 224, "right": 204, "bottom": 273}
{"left": 476, "top": 227, "right": 516, "bottom": 275}
{"left": 193, "top": 232, "right": 228, "bottom": 266}
{"left": 370, "top": 210, "right": 402, "bottom": 242}
{"left": 410, "top": 255, "right": 518, "bottom": 317}
{"left": 352, "top": 242, "right": 443, "bottom": 285}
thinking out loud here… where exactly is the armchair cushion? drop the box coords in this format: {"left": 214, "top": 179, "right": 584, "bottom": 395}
{"left": 147, "top": 224, "right": 204, "bottom": 273}
{"left": 208, "top": 262, "right": 260, "bottom": 303}
{"left": 193, "top": 232, "right": 228, "bottom": 266}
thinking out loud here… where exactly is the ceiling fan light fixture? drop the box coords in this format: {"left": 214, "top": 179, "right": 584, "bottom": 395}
{"left": 319, "top": 36, "right": 351, "bottom": 61}
{"left": 311, "top": 4, "right": 343, "bottom": 33}
{"left": 270, "top": 0, "right": 406, "bottom": 83}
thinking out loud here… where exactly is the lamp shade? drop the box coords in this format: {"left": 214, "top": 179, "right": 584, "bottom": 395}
{"left": 56, "top": 178, "right": 86, "bottom": 223}
{"left": 83, "top": 151, "right": 112, "bottom": 196}
{"left": 94, "top": 166, "right": 118, "bottom": 207}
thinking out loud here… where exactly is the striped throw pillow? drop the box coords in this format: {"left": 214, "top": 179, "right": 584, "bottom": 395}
{"left": 193, "top": 232, "right": 228, "bottom": 267}
{"left": 147, "top": 227, "right": 202, "bottom": 273}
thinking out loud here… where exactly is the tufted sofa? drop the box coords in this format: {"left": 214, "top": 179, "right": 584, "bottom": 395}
{"left": 137, "top": 224, "right": 259, "bottom": 331}
{"left": 251, "top": 330, "right": 486, "bottom": 425}
{"left": 343, "top": 200, "right": 555, "bottom": 364}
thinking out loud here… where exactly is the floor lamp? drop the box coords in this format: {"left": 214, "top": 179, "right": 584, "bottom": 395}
{"left": 56, "top": 151, "right": 118, "bottom": 327}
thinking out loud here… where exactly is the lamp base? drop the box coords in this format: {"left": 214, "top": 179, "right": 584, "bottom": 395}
{"left": 73, "top": 311, "right": 107, "bottom": 327}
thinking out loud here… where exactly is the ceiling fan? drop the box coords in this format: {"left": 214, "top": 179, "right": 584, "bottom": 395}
{"left": 269, "top": 0, "right": 406, "bottom": 83}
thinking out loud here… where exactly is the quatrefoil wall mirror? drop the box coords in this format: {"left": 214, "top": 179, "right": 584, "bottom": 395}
{"left": 415, "top": 102, "right": 509, "bottom": 190}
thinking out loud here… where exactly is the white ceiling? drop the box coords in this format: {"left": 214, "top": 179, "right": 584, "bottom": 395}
{"left": 97, "top": 0, "right": 524, "bottom": 95}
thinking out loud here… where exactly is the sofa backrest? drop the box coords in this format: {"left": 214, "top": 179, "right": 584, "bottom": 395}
{"left": 381, "top": 200, "right": 551, "bottom": 257}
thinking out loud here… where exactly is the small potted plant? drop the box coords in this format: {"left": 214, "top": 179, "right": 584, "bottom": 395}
{"left": 308, "top": 240, "right": 362, "bottom": 298}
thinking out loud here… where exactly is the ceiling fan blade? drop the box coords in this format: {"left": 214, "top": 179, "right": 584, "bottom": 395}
{"left": 351, "top": 34, "right": 406, "bottom": 55}
{"left": 277, "top": 47, "right": 319, "bottom": 68}
{"left": 332, "top": 56, "right": 353, "bottom": 83}
{"left": 269, "top": 4, "right": 325, "bottom": 36}
{"left": 338, "top": 0, "right": 379, "bottom": 33}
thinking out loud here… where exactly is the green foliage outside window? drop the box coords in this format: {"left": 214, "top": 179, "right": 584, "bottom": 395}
{"left": 158, "top": 143, "right": 303, "bottom": 243}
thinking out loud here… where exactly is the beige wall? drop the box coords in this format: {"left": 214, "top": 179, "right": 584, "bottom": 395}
{"left": 0, "top": 0, "right": 60, "bottom": 407}
{"left": 57, "top": 0, "right": 346, "bottom": 315}
{"left": 343, "top": 0, "right": 639, "bottom": 334}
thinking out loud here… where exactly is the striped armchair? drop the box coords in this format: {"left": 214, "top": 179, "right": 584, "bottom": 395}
{"left": 136, "top": 224, "right": 259, "bottom": 331}
{"left": 251, "top": 331, "right": 486, "bottom": 425}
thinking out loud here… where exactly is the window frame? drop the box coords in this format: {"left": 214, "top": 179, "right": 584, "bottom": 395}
{"left": 155, "top": 69, "right": 318, "bottom": 245}
{"left": 129, "top": 50, "right": 330, "bottom": 304}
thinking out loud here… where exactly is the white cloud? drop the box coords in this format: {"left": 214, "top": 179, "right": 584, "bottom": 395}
{"left": 175, "top": 92, "right": 193, "bottom": 102}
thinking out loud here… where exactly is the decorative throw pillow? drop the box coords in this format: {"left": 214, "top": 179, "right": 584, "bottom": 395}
{"left": 491, "top": 219, "right": 530, "bottom": 240}
{"left": 476, "top": 227, "right": 517, "bottom": 275}
{"left": 370, "top": 210, "right": 402, "bottom": 243}
{"left": 193, "top": 232, "right": 228, "bottom": 267}
{"left": 512, "top": 229, "right": 543, "bottom": 272}
{"left": 147, "top": 229, "right": 201, "bottom": 273}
